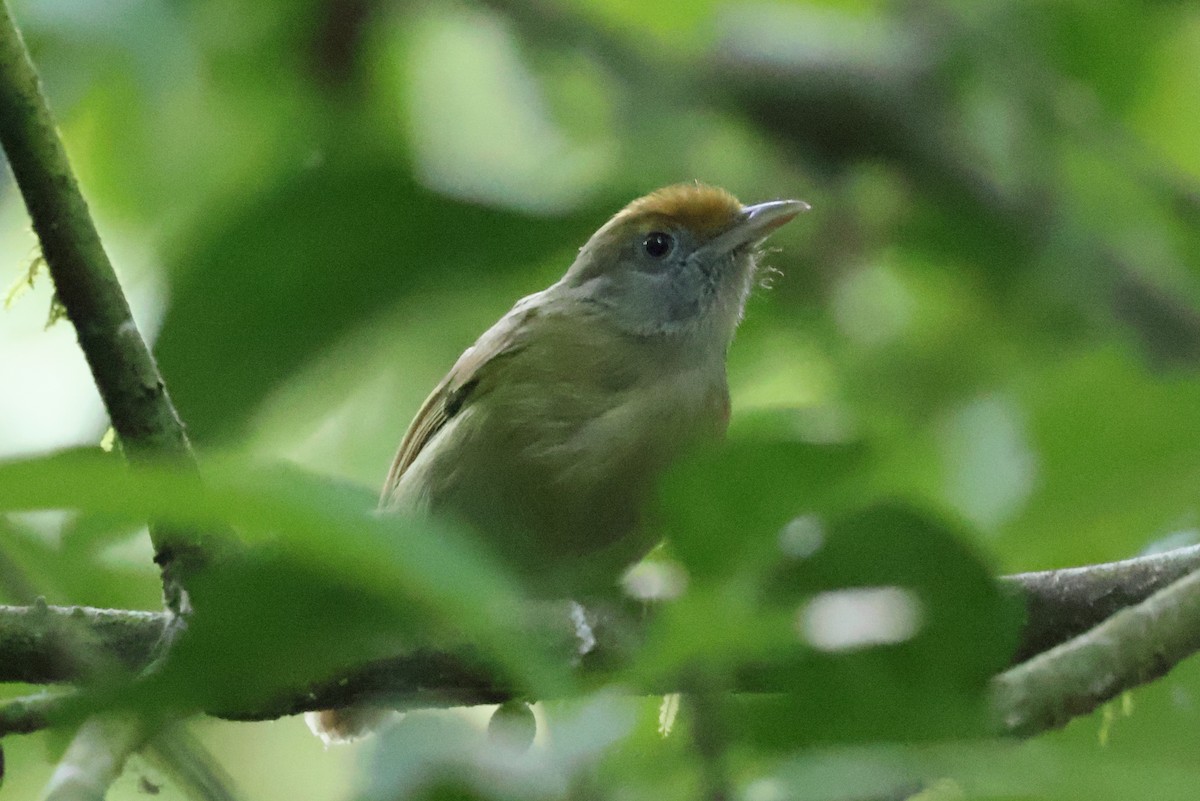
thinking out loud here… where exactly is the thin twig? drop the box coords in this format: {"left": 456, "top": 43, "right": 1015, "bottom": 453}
{"left": 686, "top": 676, "right": 732, "bottom": 801}
{"left": 144, "top": 724, "right": 246, "bottom": 801}
{"left": 0, "top": 689, "right": 80, "bottom": 735}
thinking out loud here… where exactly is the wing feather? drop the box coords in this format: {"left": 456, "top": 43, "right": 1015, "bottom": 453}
{"left": 379, "top": 296, "right": 539, "bottom": 504}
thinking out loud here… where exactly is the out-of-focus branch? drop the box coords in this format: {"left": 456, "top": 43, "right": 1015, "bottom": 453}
{"left": 40, "top": 714, "right": 246, "bottom": 801}
{"left": 0, "top": 689, "right": 77, "bottom": 735}
{"left": 479, "top": 0, "right": 1200, "bottom": 368}
{"left": 145, "top": 724, "right": 243, "bottom": 801}
{"left": 710, "top": 16, "right": 1200, "bottom": 366}
{"left": 41, "top": 715, "right": 151, "bottom": 801}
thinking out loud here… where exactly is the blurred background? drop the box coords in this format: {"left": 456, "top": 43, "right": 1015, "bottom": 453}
{"left": 3, "top": 0, "right": 1200, "bottom": 798}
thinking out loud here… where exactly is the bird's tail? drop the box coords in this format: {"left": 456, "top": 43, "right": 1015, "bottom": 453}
{"left": 305, "top": 706, "right": 394, "bottom": 745}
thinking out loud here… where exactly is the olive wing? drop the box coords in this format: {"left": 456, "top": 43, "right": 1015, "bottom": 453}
{"left": 379, "top": 299, "right": 537, "bottom": 505}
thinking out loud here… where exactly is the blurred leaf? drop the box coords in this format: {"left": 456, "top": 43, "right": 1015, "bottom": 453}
{"left": 1131, "top": 19, "right": 1200, "bottom": 182}
{"left": 0, "top": 449, "right": 568, "bottom": 698}
{"left": 58, "top": 511, "right": 144, "bottom": 555}
{"left": 360, "top": 692, "right": 634, "bottom": 801}
{"left": 745, "top": 745, "right": 921, "bottom": 801}
{"left": 1020, "top": 1, "right": 1168, "bottom": 109}
{"left": 155, "top": 550, "right": 419, "bottom": 712}
{"left": 764, "top": 504, "right": 1019, "bottom": 690}
{"left": 654, "top": 431, "right": 870, "bottom": 583}
{"left": 576, "top": 0, "right": 718, "bottom": 45}
{"left": 635, "top": 502, "right": 1019, "bottom": 746}
{"left": 0, "top": 513, "right": 159, "bottom": 608}
{"left": 1002, "top": 347, "right": 1200, "bottom": 567}
{"left": 403, "top": 6, "right": 611, "bottom": 212}
{"left": 155, "top": 159, "right": 597, "bottom": 443}
{"left": 755, "top": 738, "right": 1200, "bottom": 801}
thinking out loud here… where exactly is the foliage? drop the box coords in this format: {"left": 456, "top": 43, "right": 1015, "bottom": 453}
{"left": 2, "top": 0, "right": 1200, "bottom": 799}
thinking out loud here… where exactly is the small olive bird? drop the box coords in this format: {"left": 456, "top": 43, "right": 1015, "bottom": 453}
{"left": 309, "top": 183, "right": 805, "bottom": 741}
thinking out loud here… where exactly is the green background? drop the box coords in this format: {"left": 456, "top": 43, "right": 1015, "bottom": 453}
{"left": 2, "top": 0, "right": 1200, "bottom": 798}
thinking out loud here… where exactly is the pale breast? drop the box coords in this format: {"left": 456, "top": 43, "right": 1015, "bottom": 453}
{"left": 394, "top": 314, "right": 730, "bottom": 597}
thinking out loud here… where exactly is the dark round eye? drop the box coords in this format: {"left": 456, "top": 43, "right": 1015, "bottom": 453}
{"left": 643, "top": 231, "right": 674, "bottom": 259}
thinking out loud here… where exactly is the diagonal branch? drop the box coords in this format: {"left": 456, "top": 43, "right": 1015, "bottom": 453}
{"left": 1001, "top": 543, "right": 1200, "bottom": 663}
{"left": 0, "top": 0, "right": 231, "bottom": 612}
{"left": 0, "top": 5, "right": 243, "bottom": 798}
{"left": 40, "top": 715, "right": 153, "bottom": 801}
{"left": 0, "top": 4, "right": 187, "bottom": 462}
{"left": 993, "top": 557, "right": 1200, "bottom": 736}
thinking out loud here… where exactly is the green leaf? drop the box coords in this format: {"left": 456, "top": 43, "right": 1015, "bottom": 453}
{"left": 153, "top": 550, "right": 425, "bottom": 712}
{"left": 155, "top": 160, "right": 597, "bottom": 443}
{"left": 634, "top": 501, "right": 1019, "bottom": 746}
{"left": 0, "top": 514, "right": 160, "bottom": 608}
{"left": 360, "top": 692, "right": 634, "bottom": 801}
{"left": 654, "top": 433, "right": 870, "bottom": 584}
{"left": 1002, "top": 347, "right": 1200, "bottom": 567}
{"left": 0, "top": 449, "right": 569, "bottom": 699}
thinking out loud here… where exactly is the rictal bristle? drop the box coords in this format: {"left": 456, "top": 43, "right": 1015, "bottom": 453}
{"left": 616, "top": 184, "right": 743, "bottom": 237}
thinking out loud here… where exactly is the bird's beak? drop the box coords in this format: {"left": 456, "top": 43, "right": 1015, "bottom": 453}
{"left": 700, "top": 199, "right": 810, "bottom": 258}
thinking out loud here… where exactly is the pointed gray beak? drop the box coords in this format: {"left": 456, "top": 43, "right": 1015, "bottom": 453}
{"left": 700, "top": 199, "right": 810, "bottom": 258}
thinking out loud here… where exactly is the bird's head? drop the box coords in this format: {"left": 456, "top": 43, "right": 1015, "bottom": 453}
{"left": 558, "top": 184, "right": 808, "bottom": 342}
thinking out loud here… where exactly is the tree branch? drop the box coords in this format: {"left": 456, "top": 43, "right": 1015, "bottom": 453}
{"left": 0, "top": 0, "right": 230, "bottom": 611}
{"left": 0, "top": 689, "right": 75, "bottom": 735}
{"left": 993, "top": 557, "right": 1200, "bottom": 736}
{"left": 0, "top": 3, "right": 187, "bottom": 462}
{"left": 1000, "top": 544, "right": 1200, "bottom": 663}
{"left": 2, "top": 545, "right": 1200, "bottom": 739}
{"left": 41, "top": 716, "right": 149, "bottom": 801}
{"left": 0, "top": 602, "right": 165, "bottom": 683}
{"left": 0, "top": 6, "right": 244, "bottom": 797}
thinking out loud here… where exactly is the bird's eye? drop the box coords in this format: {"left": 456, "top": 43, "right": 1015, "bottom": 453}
{"left": 643, "top": 231, "right": 674, "bottom": 259}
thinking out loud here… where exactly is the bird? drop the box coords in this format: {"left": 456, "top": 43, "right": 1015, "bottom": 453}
{"left": 308, "top": 183, "right": 806, "bottom": 742}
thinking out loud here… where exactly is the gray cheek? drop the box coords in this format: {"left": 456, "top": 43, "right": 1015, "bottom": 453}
{"left": 660, "top": 272, "right": 703, "bottom": 323}
{"left": 622, "top": 270, "right": 704, "bottom": 330}
{"left": 568, "top": 269, "right": 705, "bottom": 334}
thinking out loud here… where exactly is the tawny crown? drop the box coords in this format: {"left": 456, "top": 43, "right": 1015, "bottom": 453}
{"left": 613, "top": 183, "right": 744, "bottom": 238}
